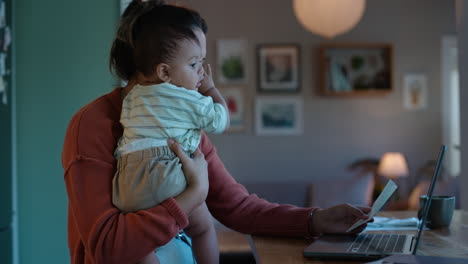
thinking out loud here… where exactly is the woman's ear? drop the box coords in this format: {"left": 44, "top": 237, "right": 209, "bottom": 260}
{"left": 156, "top": 63, "right": 171, "bottom": 83}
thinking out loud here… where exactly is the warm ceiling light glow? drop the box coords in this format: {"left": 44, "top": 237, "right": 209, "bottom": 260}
{"left": 293, "top": 0, "right": 366, "bottom": 38}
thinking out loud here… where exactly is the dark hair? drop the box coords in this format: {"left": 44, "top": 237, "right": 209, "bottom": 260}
{"left": 110, "top": 0, "right": 208, "bottom": 81}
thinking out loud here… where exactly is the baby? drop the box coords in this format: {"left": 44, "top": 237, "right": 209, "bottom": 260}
{"left": 112, "top": 1, "right": 229, "bottom": 263}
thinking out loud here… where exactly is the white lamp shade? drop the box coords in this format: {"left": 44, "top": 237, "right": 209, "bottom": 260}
{"left": 378, "top": 152, "right": 409, "bottom": 179}
{"left": 293, "top": 0, "right": 366, "bottom": 38}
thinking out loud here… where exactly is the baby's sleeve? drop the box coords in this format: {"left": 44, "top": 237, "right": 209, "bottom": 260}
{"left": 197, "top": 96, "right": 228, "bottom": 134}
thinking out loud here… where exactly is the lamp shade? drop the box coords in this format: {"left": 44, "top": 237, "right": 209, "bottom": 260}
{"left": 292, "top": 0, "right": 366, "bottom": 38}
{"left": 378, "top": 152, "right": 409, "bottom": 179}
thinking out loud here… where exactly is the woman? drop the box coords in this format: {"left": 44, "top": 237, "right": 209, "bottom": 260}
{"left": 61, "top": 1, "right": 371, "bottom": 263}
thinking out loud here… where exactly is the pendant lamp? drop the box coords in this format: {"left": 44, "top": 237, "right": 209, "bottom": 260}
{"left": 293, "top": 0, "right": 366, "bottom": 38}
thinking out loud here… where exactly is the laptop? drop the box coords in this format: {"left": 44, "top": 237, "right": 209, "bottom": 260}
{"left": 303, "top": 145, "right": 446, "bottom": 261}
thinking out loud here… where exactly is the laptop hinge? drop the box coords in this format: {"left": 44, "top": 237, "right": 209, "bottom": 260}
{"left": 409, "top": 236, "right": 416, "bottom": 252}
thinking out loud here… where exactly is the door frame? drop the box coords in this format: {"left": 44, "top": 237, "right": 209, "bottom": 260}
{"left": 11, "top": 0, "right": 18, "bottom": 262}
{"left": 441, "top": 35, "right": 461, "bottom": 178}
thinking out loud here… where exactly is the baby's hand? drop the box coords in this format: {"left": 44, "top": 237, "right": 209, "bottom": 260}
{"left": 199, "top": 64, "right": 215, "bottom": 94}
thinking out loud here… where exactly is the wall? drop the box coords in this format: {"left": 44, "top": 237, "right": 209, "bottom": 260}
{"left": 14, "top": 0, "right": 455, "bottom": 263}
{"left": 456, "top": 0, "right": 468, "bottom": 210}
{"left": 190, "top": 0, "right": 455, "bottom": 185}
{"left": 15, "top": 0, "right": 118, "bottom": 263}
{"left": 0, "top": 0, "right": 13, "bottom": 262}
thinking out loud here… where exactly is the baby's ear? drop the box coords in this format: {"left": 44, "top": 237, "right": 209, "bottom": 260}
{"left": 156, "top": 63, "right": 171, "bottom": 83}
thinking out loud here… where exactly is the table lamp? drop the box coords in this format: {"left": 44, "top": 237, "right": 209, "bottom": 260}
{"left": 375, "top": 152, "right": 409, "bottom": 202}
{"left": 378, "top": 152, "right": 409, "bottom": 179}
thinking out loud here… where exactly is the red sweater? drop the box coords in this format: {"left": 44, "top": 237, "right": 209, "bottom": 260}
{"left": 62, "top": 88, "right": 314, "bottom": 264}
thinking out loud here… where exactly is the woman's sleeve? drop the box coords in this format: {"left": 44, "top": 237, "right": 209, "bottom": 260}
{"left": 64, "top": 155, "right": 189, "bottom": 264}
{"left": 200, "top": 133, "right": 315, "bottom": 237}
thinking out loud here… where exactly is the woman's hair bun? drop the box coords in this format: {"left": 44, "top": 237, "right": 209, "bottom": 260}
{"left": 118, "top": 0, "right": 167, "bottom": 49}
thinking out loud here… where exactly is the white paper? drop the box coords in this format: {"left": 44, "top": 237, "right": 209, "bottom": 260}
{"left": 346, "top": 180, "right": 398, "bottom": 232}
{"left": 364, "top": 216, "right": 420, "bottom": 231}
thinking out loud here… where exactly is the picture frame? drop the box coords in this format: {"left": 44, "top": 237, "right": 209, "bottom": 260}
{"left": 319, "top": 43, "right": 393, "bottom": 96}
{"left": 219, "top": 87, "right": 246, "bottom": 132}
{"left": 255, "top": 97, "right": 303, "bottom": 136}
{"left": 217, "top": 39, "right": 248, "bottom": 84}
{"left": 257, "top": 44, "right": 300, "bottom": 93}
{"left": 403, "top": 73, "right": 428, "bottom": 110}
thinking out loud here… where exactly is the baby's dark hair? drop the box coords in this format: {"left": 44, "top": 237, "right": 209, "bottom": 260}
{"left": 110, "top": 0, "right": 208, "bottom": 81}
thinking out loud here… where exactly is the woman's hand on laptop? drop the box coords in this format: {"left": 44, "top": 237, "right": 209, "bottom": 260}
{"left": 309, "top": 204, "right": 372, "bottom": 236}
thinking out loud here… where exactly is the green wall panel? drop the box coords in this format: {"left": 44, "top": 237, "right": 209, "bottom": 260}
{"left": 16, "top": 0, "right": 118, "bottom": 263}
{"left": 0, "top": 228, "right": 12, "bottom": 263}
{"left": 1, "top": 0, "right": 14, "bottom": 263}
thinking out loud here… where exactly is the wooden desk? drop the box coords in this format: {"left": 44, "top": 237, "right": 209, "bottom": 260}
{"left": 249, "top": 210, "right": 468, "bottom": 264}
{"left": 216, "top": 224, "right": 251, "bottom": 254}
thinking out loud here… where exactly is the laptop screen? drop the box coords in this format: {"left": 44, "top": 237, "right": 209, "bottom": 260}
{"left": 412, "top": 145, "right": 446, "bottom": 255}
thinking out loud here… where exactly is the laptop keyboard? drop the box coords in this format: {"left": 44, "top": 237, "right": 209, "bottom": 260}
{"left": 347, "top": 233, "right": 407, "bottom": 254}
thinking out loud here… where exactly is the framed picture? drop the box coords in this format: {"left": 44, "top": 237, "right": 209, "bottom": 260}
{"left": 220, "top": 87, "right": 246, "bottom": 132}
{"left": 217, "top": 39, "right": 248, "bottom": 84}
{"left": 257, "top": 44, "right": 300, "bottom": 93}
{"left": 255, "top": 97, "right": 303, "bottom": 135}
{"left": 403, "top": 73, "right": 428, "bottom": 110}
{"left": 319, "top": 43, "right": 393, "bottom": 96}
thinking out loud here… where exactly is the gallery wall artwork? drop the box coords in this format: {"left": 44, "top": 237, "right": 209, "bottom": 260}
{"left": 220, "top": 87, "right": 246, "bottom": 132}
{"left": 403, "top": 73, "right": 428, "bottom": 110}
{"left": 255, "top": 97, "right": 303, "bottom": 135}
{"left": 319, "top": 43, "right": 393, "bottom": 96}
{"left": 257, "top": 44, "right": 300, "bottom": 93}
{"left": 217, "top": 39, "right": 248, "bottom": 85}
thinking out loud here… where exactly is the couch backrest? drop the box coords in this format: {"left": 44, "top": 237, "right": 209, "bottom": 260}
{"left": 242, "top": 182, "right": 310, "bottom": 207}
{"left": 240, "top": 169, "right": 375, "bottom": 208}
{"left": 308, "top": 170, "right": 375, "bottom": 208}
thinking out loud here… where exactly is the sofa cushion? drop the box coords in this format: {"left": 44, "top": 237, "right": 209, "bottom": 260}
{"left": 241, "top": 182, "right": 309, "bottom": 207}
{"left": 307, "top": 170, "right": 374, "bottom": 208}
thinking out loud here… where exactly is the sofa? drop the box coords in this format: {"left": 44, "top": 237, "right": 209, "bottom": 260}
{"left": 215, "top": 167, "right": 375, "bottom": 263}
{"left": 240, "top": 168, "right": 375, "bottom": 208}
